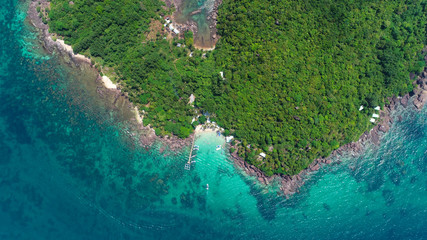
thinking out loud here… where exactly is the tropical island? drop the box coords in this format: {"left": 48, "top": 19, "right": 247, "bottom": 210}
{"left": 38, "top": 0, "right": 426, "bottom": 177}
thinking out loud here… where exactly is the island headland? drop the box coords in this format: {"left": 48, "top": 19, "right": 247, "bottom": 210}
{"left": 28, "top": 0, "right": 427, "bottom": 195}
{"left": 234, "top": 70, "right": 427, "bottom": 195}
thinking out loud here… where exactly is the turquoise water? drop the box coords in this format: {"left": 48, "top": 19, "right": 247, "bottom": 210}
{"left": 174, "top": 0, "right": 215, "bottom": 48}
{"left": 1, "top": 0, "right": 427, "bottom": 239}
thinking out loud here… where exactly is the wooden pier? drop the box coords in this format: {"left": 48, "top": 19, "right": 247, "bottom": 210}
{"left": 184, "top": 135, "right": 198, "bottom": 170}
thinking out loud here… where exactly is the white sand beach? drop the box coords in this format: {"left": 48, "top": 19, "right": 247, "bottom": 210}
{"left": 101, "top": 75, "right": 117, "bottom": 89}
{"left": 195, "top": 124, "right": 220, "bottom": 133}
{"left": 134, "top": 106, "right": 143, "bottom": 124}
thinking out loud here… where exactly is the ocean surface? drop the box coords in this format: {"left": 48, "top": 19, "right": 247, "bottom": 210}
{"left": 1, "top": 1, "right": 427, "bottom": 239}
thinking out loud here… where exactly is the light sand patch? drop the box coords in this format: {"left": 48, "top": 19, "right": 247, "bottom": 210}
{"left": 194, "top": 45, "right": 216, "bottom": 51}
{"left": 195, "top": 124, "right": 220, "bottom": 133}
{"left": 54, "top": 38, "right": 91, "bottom": 64}
{"left": 134, "top": 106, "right": 143, "bottom": 124}
{"left": 74, "top": 54, "right": 89, "bottom": 62}
{"left": 56, "top": 39, "right": 73, "bottom": 53}
{"left": 101, "top": 76, "right": 117, "bottom": 89}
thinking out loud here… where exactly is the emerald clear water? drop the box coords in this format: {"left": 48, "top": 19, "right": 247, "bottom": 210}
{"left": 1, "top": 1, "right": 427, "bottom": 239}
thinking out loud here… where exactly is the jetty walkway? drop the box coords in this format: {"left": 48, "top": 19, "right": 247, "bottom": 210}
{"left": 185, "top": 134, "right": 198, "bottom": 170}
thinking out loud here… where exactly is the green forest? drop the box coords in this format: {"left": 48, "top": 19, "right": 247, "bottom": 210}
{"left": 48, "top": 0, "right": 427, "bottom": 175}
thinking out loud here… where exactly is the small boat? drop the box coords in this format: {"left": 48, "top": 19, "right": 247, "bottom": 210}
{"left": 206, "top": 184, "right": 209, "bottom": 190}
{"left": 184, "top": 163, "right": 191, "bottom": 170}
{"left": 216, "top": 145, "right": 221, "bottom": 150}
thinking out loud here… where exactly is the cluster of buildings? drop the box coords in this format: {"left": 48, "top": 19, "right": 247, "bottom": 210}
{"left": 258, "top": 105, "right": 384, "bottom": 159}
{"left": 359, "top": 105, "right": 381, "bottom": 123}
{"left": 163, "top": 17, "right": 180, "bottom": 35}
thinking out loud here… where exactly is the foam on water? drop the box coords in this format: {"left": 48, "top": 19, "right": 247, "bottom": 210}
{"left": 0, "top": 0, "right": 426, "bottom": 239}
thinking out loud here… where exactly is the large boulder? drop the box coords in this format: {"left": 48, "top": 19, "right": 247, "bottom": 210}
{"left": 310, "top": 163, "right": 320, "bottom": 171}
{"left": 413, "top": 90, "right": 427, "bottom": 109}
{"left": 400, "top": 95, "right": 409, "bottom": 107}
{"left": 379, "top": 124, "right": 390, "bottom": 133}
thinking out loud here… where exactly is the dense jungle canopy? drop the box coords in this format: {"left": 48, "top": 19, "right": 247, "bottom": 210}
{"left": 47, "top": 0, "right": 427, "bottom": 175}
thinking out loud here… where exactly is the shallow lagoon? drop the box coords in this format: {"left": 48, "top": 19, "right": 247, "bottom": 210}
{"left": 0, "top": 0, "right": 427, "bottom": 239}
{"left": 173, "top": 0, "right": 216, "bottom": 49}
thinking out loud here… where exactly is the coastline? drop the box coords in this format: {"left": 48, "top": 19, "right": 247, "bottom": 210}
{"left": 27, "top": 0, "right": 193, "bottom": 152}
{"left": 27, "top": 0, "right": 427, "bottom": 196}
{"left": 55, "top": 39, "right": 92, "bottom": 65}
{"left": 26, "top": 0, "right": 114, "bottom": 89}
{"left": 231, "top": 63, "right": 427, "bottom": 196}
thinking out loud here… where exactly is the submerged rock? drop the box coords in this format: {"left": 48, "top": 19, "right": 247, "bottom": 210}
{"left": 323, "top": 203, "right": 331, "bottom": 211}
{"left": 382, "top": 189, "right": 395, "bottom": 206}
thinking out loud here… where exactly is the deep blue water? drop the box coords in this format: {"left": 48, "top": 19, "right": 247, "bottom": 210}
{"left": 1, "top": 1, "right": 427, "bottom": 239}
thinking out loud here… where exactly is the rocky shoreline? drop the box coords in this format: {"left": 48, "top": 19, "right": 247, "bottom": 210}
{"left": 27, "top": 0, "right": 427, "bottom": 197}
{"left": 27, "top": 0, "right": 193, "bottom": 153}
{"left": 231, "top": 62, "right": 427, "bottom": 196}
{"left": 171, "top": 0, "right": 222, "bottom": 49}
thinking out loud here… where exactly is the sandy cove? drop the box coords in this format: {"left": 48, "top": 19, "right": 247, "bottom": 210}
{"left": 194, "top": 124, "right": 221, "bottom": 133}
{"left": 170, "top": 0, "right": 222, "bottom": 50}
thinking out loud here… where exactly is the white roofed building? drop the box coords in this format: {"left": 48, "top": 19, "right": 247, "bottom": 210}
{"left": 225, "top": 136, "right": 234, "bottom": 143}
{"left": 220, "top": 71, "right": 224, "bottom": 79}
